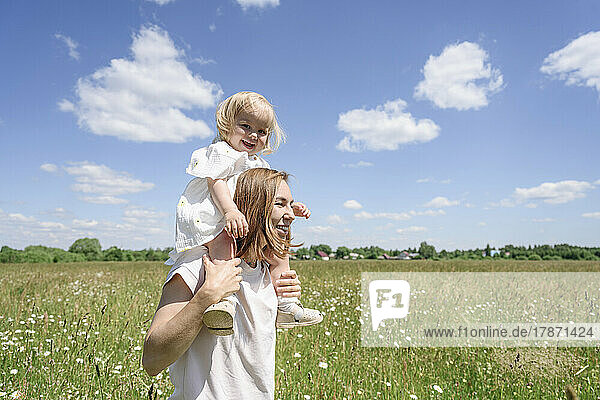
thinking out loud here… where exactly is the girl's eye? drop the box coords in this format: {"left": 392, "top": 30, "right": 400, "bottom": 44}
{"left": 241, "top": 124, "right": 250, "bottom": 129}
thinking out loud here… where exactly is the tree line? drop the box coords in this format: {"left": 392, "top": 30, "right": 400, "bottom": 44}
{"left": 1, "top": 238, "right": 599, "bottom": 264}
{"left": 0, "top": 238, "right": 173, "bottom": 264}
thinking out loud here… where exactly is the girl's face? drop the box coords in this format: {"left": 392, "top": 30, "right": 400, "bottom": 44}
{"left": 270, "top": 180, "right": 295, "bottom": 239}
{"left": 229, "top": 110, "right": 270, "bottom": 155}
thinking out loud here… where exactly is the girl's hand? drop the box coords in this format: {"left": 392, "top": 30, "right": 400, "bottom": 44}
{"left": 292, "top": 202, "right": 310, "bottom": 219}
{"left": 224, "top": 209, "right": 249, "bottom": 238}
{"left": 275, "top": 270, "right": 301, "bottom": 298}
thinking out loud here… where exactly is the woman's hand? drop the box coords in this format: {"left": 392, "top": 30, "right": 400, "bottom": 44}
{"left": 223, "top": 208, "right": 249, "bottom": 238}
{"left": 292, "top": 202, "right": 310, "bottom": 219}
{"left": 275, "top": 270, "right": 301, "bottom": 298}
{"left": 200, "top": 254, "right": 243, "bottom": 304}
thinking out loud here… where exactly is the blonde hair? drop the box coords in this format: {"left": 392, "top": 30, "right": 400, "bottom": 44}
{"left": 215, "top": 91, "right": 285, "bottom": 155}
{"left": 233, "top": 168, "right": 296, "bottom": 263}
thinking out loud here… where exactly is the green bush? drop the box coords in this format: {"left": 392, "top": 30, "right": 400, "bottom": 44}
{"left": 528, "top": 254, "right": 542, "bottom": 261}
{"left": 515, "top": 255, "right": 528, "bottom": 260}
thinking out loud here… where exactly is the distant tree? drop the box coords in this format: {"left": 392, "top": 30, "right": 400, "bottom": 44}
{"left": 103, "top": 246, "right": 124, "bottom": 261}
{"left": 485, "top": 243, "right": 492, "bottom": 257}
{"left": 295, "top": 248, "right": 310, "bottom": 259}
{"left": 0, "top": 246, "right": 25, "bottom": 263}
{"left": 69, "top": 238, "right": 102, "bottom": 261}
{"left": 418, "top": 241, "right": 437, "bottom": 259}
{"left": 335, "top": 246, "right": 350, "bottom": 259}
{"left": 23, "top": 248, "right": 53, "bottom": 263}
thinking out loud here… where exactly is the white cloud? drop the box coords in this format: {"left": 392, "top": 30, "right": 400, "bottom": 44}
{"left": 414, "top": 41, "right": 503, "bottom": 110}
{"left": 514, "top": 180, "right": 594, "bottom": 204}
{"left": 582, "top": 212, "right": 600, "bottom": 219}
{"left": 343, "top": 200, "right": 363, "bottom": 210}
{"left": 60, "top": 25, "right": 221, "bottom": 143}
{"left": 396, "top": 226, "right": 427, "bottom": 234}
{"left": 72, "top": 219, "right": 99, "bottom": 228}
{"left": 354, "top": 211, "right": 411, "bottom": 221}
{"left": 423, "top": 196, "right": 459, "bottom": 208}
{"left": 595, "top": 179, "right": 600, "bottom": 185}
{"left": 236, "top": 0, "right": 279, "bottom": 10}
{"left": 342, "top": 161, "right": 374, "bottom": 168}
{"left": 336, "top": 98, "right": 439, "bottom": 152}
{"left": 40, "top": 163, "right": 58, "bottom": 173}
{"left": 416, "top": 177, "right": 451, "bottom": 184}
{"left": 306, "top": 225, "right": 335, "bottom": 233}
{"left": 209, "top": 24, "right": 216, "bottom": 33}
{"left": 532, "top": 218, "right": 555, "bottom": 223}
{"left": 478, "top": 222, "right": 487, "bottom": 227}
{"left": 326, "top": 214, "right": 344, "bottom": 225}
{"left": 541, "top": 31, "right": 600, "bottom": 95}
{"left": 55, "top": 34, "right": 80, "bottom": 60}
{"left": 81, "top": 196, "right": 129, "bottom": 205}
{"left": 489, "top": 198, "right": 516, "bottom": 208}
{"left": 64, "top": 161, "right": 154, "bottom": 196}
{"left": 147, "top": 0, "right": 176, "bottom": 5}
{"left": 524, "top": 203, "right": 538, "bottom": 209}
{"left": 412, "top": 209, "right": 446, "bottom": 217}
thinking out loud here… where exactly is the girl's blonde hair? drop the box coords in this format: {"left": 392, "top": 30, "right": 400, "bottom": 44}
{"left": 215, "top": 91, "right": 285, "bottom": 155}
{"left": 233, "top": 168, "right": 296, "bottom": 263}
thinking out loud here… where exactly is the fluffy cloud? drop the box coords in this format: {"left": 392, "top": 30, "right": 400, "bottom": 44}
{"left": 396, "top": 226, "right": 427, "bottom": 234}
{"left": 423, "top": 196, "right": 459, "bottom": 208}
{"left": 306, "top": 225, "right": 335, "bottom": 233}
{"left": 343, "top": 200, "right": 363, "bottom": 210}
{"left": 342, "top": 161, "right": 374, "bottom": 168}
{"left": 147, "top": 0, "right": 176, "bottom": 5}
{"left": 326, "top": 214, "right": 344, "bottom": 225}
{"left": 416, "top": 177, "right": 451, "bottom": 184}
{"left": 64, "top": 161, "right": 154, "bottom": 204}
{"left": 336, "top": 98, "right": 439, "bottom": 152}
{"left": 60, "top": 25, "right": 221, "bottom": 143}
{"left": 236, "top": 0, "right": 280, "bottom": 10}
{"left": 514, "top": 180, "right": 594, "bottom": 204}
{"left": 541, "top": 31, "right": 600, "bottom": 94}
{"left": 582, "top": 212, "right": 600, "bottom": 219}
{"left": 40, "top": 163, "right": 58, "bottom": 173}
{"left": 532, "top": 218, "right": 555, "bottom": 223}
{"left": 354, "top": 211, "right": 411, "bottom": 221}
{"left": 55, "top": 34, "right": 80, "bottom": 60}
{"left": 414, "top": 41, "right": 503, "bottom": 110}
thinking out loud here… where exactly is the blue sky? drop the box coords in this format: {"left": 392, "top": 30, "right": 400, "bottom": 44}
{"left": 1, "top": 0, "right": 599, "bottom": 251}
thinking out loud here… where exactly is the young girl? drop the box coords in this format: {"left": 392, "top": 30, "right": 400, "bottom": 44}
{"left": 169, "top": 91, "right": 322, "bottom": 335}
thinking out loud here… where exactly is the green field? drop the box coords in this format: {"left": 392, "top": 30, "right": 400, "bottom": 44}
{"left": 1, "top": 260, "right": 599, "bottom": 399}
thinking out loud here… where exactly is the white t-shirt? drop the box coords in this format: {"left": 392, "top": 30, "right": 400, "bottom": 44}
{"left": 164, "top": 246, "right": 278, "bottom": 400}
{"left": 175, "top": 141, "right": 270, "bottom": 253}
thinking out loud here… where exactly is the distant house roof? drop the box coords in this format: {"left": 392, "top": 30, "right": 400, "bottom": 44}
{"left": 317, "top": 250, "right": 329, "bottom": 258}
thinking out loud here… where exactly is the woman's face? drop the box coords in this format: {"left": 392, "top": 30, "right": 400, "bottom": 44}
{"left": 271, "top": 180, "right": 295, "bottom": 238}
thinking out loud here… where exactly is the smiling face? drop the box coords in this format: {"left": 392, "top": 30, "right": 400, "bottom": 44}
{"left": 270, "top": 180, "right": 295, "bottom": 239}
{"left": 228, "top": 110, "right": 271, "bottom": 155}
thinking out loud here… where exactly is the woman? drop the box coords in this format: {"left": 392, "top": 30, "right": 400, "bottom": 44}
{"left": 142, "top": 168, "right": 303, "bottom": 399}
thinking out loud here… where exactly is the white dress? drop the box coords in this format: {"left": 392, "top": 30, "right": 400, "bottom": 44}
{"left": 164, "top": 246, "right": 277, "bottom": 400}
{"left": 174, "top": 141, "right": 270, "bottom": 255}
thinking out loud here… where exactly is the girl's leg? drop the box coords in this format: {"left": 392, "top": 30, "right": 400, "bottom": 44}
{"left": 205, "top": 229, "right": 235, "bottom": 261}
{"left": 202, "top": 230, "right": 236, "bottom": 336}
{"left": 267, "top": 253, "right": 323, "bottom": 328}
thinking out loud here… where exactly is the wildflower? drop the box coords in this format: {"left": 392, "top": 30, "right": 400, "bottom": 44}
{"left": 318, "top": 361, "right": 328, "bottom": 369}
{"left": 134, "top": 346, "right": 142, "bottom": 351}
{"left": 304, "top": 396, "right": 311, "bottom": 400}
{"left": 293, "top": 353, "right": 301, "bottom": 358}
{"left": 76, "top": 358, "right": 83, "bottom": 364}
{"left": 10, "top": 369, "right": 17, "bottom": 375}
{"left": 410, "top": 395, "right": 418, "bottom": 399}
{"left": 433, "top": 385, "right": 443, "bottom": 393}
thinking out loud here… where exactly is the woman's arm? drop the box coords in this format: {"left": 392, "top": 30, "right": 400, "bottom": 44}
{"left": 142, "top": 255, "right": 242, "bottom": 376}
{"left": 207, "top": 178, "right": 248, "bottom": 238}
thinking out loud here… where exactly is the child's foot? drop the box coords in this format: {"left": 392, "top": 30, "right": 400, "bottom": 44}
{"left": 276, "top": 300, "right": 323, "bottom": 328}
{"left": 203, "top": 299, "right": 235, "bottom": 336}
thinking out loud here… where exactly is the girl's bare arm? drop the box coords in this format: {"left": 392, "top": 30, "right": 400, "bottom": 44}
{"left": 207, "top": 178, "right": 248, "bottom": 238}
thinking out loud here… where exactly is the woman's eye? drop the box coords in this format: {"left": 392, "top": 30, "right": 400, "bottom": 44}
{"left": 257, "top": 130, "right": 267, "bottom": 136}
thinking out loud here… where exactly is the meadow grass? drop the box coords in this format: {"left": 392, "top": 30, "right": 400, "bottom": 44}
{"left": 0, "top": 259, "right": 599, "bottom": 399}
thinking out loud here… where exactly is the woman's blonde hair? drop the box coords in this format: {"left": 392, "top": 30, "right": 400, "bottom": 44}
{"left": 233, "top": 168, "right": 296, "bottom": 263}
{"left": 215, "top": 91, "right": 285, "bottom": 155}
